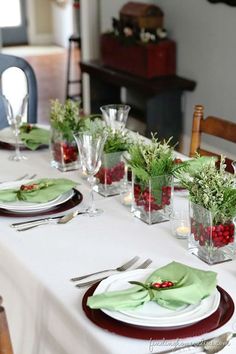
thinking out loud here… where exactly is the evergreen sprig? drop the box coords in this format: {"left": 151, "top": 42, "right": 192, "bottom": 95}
{"left": 176, "top": 156, "right": 236, "bottom": 224}
{"left": 50, "top": 99, "right": 80, "bottom": 142}
{"left": 126, "top": 135, "right": 177, "bottom": 182}
{"left": 104, "top": 129, "right": 131, "bottom": 153}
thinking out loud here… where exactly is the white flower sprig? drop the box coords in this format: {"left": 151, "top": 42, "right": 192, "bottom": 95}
{"left": 176, "top": 156, "right": 236, "bottom": 224}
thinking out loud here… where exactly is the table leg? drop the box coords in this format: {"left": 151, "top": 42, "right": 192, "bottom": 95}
{"left": 146, "top": 91, "right": 182, "bottom": 145}
{"left": 90, "top": 78, "right": 120, "bottom": 113}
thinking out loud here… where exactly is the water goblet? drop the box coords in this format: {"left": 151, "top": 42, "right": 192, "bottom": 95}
{"left": 2, "top": 94, "right": 29, "bottom": 161}
{"left": 100, "top": 104, "right": 130, "bottom": 132}
{"left": 74, "top": 131, "right": 107, "bottom": 216}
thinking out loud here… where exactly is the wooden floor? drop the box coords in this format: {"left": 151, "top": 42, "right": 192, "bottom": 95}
{"left": 23, "top": 47, "right": 81, "bottom": 124}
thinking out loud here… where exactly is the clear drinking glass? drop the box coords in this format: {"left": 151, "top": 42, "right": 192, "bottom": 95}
{"left": 74, "top": 132, "right": 107, "bottom": 216}
{"left": 2, "top": 94, "right": 28, "bottom": 161}
{"left": 100, "top": 104, "right": 130, "bottom": 131}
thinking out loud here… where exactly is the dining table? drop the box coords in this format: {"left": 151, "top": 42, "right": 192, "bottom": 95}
{"left": 0, "top": 139, "right": 236, "bottom": 354}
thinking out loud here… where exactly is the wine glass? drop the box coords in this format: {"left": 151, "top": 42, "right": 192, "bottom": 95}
{"left": 74, "top": 131, "right": 107, "bottom": 216}
{"left": 2, "top": 94, "right": 29, "bottom": 161}
{"left": 100, "top": 104, "right": 130, "bottom": 132}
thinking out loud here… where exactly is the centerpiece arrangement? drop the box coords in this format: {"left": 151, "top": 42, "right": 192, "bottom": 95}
{"left": 126, "top": 135, "right": 182, "bottom": 224}
{"left": 50, "top": 99, "right": 81, "bottom": 171}
{"left": 94, "top": 129, "right": 131, "bottom": 197}
{"left": 176, "top": 157, "right": 236, "bottom": 264}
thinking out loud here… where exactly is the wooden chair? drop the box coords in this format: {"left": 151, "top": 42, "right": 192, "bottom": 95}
{"left": 0, "top": 297, "right": 14, "bottom": 354}
{"left": 190, "top": 105, "right": 236, "bottom": 173}
{"left": 0, "top": 53, "right": 38, "bottom": 129}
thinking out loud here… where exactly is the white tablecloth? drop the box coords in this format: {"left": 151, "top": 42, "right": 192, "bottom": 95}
{"left": 0, "top": 148, "right": 236, "bottom": 354}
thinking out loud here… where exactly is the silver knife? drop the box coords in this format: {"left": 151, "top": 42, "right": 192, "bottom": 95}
{"left": 11, "top": 215, "right": 62, "bottom": 228}
{"left": 11, "top": 210, "right": 87, "bottom": 230}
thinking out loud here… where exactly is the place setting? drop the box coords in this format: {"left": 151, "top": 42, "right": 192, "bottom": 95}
{"left": 0, "top": 95, "right": 50, "bottom": 155}
{"left": 0, "top": 177, "right": 83, "bottom": 219}
{"left": 78, "top": 259, "right": 235, "bottom": 343}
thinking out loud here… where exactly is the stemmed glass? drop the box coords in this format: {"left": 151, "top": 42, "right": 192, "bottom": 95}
{"left": 74, "top": 131, "right": 107, "bottom": 216}
{"left": 100, "top": 104, "right": 130, "bottom": 132}
{"left": 2, "top": 94, "right": 29, "bottom": 161}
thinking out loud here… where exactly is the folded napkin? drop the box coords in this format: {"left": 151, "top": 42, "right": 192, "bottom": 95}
{"left": 87, "top": 262, "right": 217, "bottom": 311}
{"left": 0, "top": 178, "right": 77, "bottom": 203}
{"left": 19, "top": 125, "right": 50, "bottom": 150}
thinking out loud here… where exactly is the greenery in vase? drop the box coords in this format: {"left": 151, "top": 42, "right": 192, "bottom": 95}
{"left": 103, "top": 129, "right": 131, "bottom": 154}
{"left": 126, "top": 135, "right": 182, "bottom": 182}
{"left": 78, "top": 118, "right": 132, "bottom": 153}
{"left": 176, "top": 156, "right": 236, "bottom": 224}
{"left": 50, "top": 99, "right": 81, "bottom": 142}
{"left": 77, "top": 115, "right": 104, "bottom": 136}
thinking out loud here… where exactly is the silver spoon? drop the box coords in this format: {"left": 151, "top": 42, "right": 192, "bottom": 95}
{"left": 152, "top": 332, "right": 235, "bottom": 354}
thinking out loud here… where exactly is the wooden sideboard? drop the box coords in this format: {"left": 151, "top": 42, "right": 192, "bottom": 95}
{"left": 80, "top": 60, "right": 196, "bottom": 144}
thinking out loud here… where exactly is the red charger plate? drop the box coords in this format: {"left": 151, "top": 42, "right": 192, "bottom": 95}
{"left": 82, "top": 284, "right": 234, "bottom": 340}
{"left": 0, "top": 189, "right": 83, "bottom": 218}
{"left": 0, "top": 141, "right": 48, "bottom": 150}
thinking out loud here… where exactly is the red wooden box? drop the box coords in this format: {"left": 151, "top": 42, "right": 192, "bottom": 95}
{"left": 100, "top": 34, "right": 176, "bottom": 78}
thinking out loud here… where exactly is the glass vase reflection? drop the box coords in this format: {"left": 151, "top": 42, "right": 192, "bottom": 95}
{"left": 189, "top": 201, "right": 235, "bottom": 265}
{"left": 50, "top": 128, "right": 79, "bottom": 172}
{"left": 94, "top": 151, "right": 125, "bottom": 197}
{"left": 132, "top": 174, "right": 174, "bottom": 225}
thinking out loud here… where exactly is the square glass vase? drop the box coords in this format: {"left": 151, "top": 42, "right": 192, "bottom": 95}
{"left": 189, "top": 201, "right": 235, "bottom": 265}
{"left": 132, "top": 174, "right": 174, "bottom": 225}
{"left": 94, "top": 151, "right": 126, "bottom": 197}
{"left": 50, "top": 128, "right": 79, "bottom": 172}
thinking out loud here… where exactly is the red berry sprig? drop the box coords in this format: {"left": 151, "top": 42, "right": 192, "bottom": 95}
{"left": 152, "top": 281, "right": 174, "bottom": 289}
{"left": 129, "top": 280, "right": 175, "bottom": 293}
{"left": 20, "top": 183, "right": 39, "bottom": 191}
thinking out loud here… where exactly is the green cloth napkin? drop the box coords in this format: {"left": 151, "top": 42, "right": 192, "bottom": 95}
{"left": 0, "top": 178, "right": 77, "bottom": 203}
{"left": 19, "top": 126, "right": 50, "bottom": 150}
{"left": 87, "top": 262, "right": 217, "bottom": 311}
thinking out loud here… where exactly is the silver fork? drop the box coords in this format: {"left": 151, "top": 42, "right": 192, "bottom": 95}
{"left": 0, "top": 174, "right": 36, "bottom": 184}
{"left": 0, "top": 174, "right": 28, "bottom": 184}
{"left": 75, "top": 258, "right": 152, "bottom": 288}
{"left": 71, "top": 256, "right": 140, "bottom": 282}
{"left": 28, "top": 174, "right": 37, "bottom": 180}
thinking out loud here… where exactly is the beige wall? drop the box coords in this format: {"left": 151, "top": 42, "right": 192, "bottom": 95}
{"left": 34, "top": 0, "right": 53, "bottom": 34}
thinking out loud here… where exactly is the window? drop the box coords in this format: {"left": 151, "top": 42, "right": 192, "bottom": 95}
{"left": 0, "top": 0, "right": 22, "bottom": 28}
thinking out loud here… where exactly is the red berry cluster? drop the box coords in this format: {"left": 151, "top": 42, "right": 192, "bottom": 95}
{"left": 191, "top": 219, "right": 235, "bottom": 248}
{"left": 52, "top": 142, "right": 78, "bottom": 164}
{"left": 152, "top": 281, "right": 174, "bottom": 289}
{"left": 174, "top": 158, "right": 183, "bottom": 164}
{"left": 134, "top": 184, "right": 171, "bottom": 212}
{"left": 20, "top": 183, "right": 39, "bottom": 191}
{"left": 96, "top": 162, "right": 125, "bottom": 185}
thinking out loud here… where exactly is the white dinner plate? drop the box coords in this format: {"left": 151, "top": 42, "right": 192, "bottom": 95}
{"left": 94, "top": 269, "right": 220, "bottom": 328}
{"left": 0, "top": 180, "right": 74, "bottom": 213}
{"left": 0, "top": 125, "right": 49, "bottom": 147}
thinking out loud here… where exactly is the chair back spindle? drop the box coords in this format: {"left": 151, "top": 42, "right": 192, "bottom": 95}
{"left": 190, "top": 104, "right": 236, "bottom": 173}
{"left": 0, "top": 297, "right": 14, "bottom": 354}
